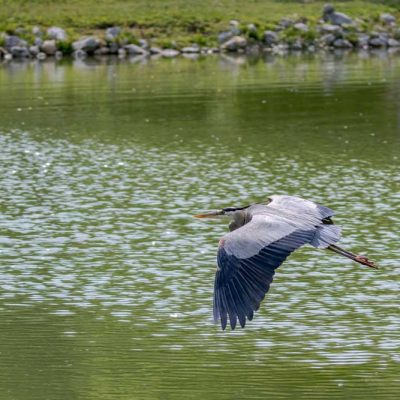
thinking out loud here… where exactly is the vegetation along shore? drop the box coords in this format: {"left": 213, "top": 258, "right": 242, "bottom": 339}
{"left": 1, "top": 1, "right": 400, "bottom": 60}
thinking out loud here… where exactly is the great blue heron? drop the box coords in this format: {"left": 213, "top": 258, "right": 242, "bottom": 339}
{"left": 194, "top": 195, "right": 377, "bottom": 330}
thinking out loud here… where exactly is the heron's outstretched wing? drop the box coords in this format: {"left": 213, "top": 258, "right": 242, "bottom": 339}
{"left": 214, "top": 214, "right": 315, "bottom": 330}
{"left": 267, "top": 195, "right": 335, "bottom": 220}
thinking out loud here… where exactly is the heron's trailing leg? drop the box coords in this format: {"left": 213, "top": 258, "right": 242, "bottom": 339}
{"left": 327, "top": 244, "right": 377, "bottom": 269}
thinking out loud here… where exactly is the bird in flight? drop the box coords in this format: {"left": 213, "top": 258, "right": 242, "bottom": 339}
{"left": 194, "top": 195, "right": 377, "bottom": 330}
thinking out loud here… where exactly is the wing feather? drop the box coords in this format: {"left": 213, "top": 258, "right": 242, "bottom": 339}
{"left": 214, "top": 215, "right": 315, "bottom": 330}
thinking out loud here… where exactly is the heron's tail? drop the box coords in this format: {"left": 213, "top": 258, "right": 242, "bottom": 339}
{"left": 327, "top": 244, "right": 378, "bottom": 269}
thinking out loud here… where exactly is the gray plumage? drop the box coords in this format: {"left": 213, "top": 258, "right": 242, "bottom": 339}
{"left": 214, "top": 195, "right": 341, "bottom": 330}
{"left": 194, "top": 195, "right": 377, "bottom": 331}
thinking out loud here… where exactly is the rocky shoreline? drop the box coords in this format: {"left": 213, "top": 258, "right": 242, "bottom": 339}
{"left": 1, "top": 4, "right": 400, "bottom": 61}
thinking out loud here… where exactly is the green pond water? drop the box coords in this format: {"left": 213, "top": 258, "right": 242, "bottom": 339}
{"left": 0, "top": 53, "right": 399, "bottom": 400}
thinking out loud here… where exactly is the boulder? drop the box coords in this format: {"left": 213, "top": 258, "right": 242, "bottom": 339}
{"left": 72, "top": 37, "right": 101, "bottom": 54}
{"left": 218, "top": 31, "right": 234, "bottom": 44}
{"left": 5, "top": 35, "right": 27, "bottom": 49}
{"left": 124, "top": 44, "right": 147, "bottom": 55}
{"left": 278, "top": 18, "right": 293, "bottom": 29}
{"left": 138, "top": 39, "right": 150, "bottom": 50}
{"left": 247, "top": 24, "right": 257, "bottom": 33}
{"left": 118, "top": 48, "right": 126, "bottom": 58}
{"left": 369, "top": 36, "right": 388, "bottom": 47}
{"left": 29, "top": 45, "right": 40, "bottom": 56}
{"left": 34, "top": 37, "right": 43, "bottom": 47}
{"left": 108, "top": 42, "right": 119, "bottom": 54}
{"left": 294, "top": 22, "right": 308, "bottom": 32}
{"left": 10, "top": 46, "right": 30, "bottom": 58}
{"left": 161, "top": 49, "right": 180, "bottom": 57}
{"left": 181, "top": 46, "right": 200, "bottom": 53}
{"left": 263, "top": 31, "right": 279, "bottom": 46}
{"left": 149, "top": 47, "right": 162, "bottom": 54}
{"left": 388, "top": 38, "right": 400, "bottom": 47}
{"left": 47, "top": 27, "right": 67, "bottom": 41}
{"left": 220, "top": 36, "right": 247, "bottom": 51}
{"left": 333, "top": 38, "right": 353, "bottom": 49}
{"left": 32, "top": 26, "right": 42, "bottom": 37}
{"left": 320, "top": 24, "right": 342, "bottom": 35}
{"left": 41, "top": 39, "right": 57, "bottom": 55}
{"left": 320, "top": 33, "right": 336, "bottom": 46}
{"left": 94, "top": 47, "right": 110, "bottom": 56}
{"left": 357, "top": 34, "right": 370, "bottom": 48}
{"left": 380, "top": 13, "right": 396, "bottom": 25}
{"left": 105, "top": 26, "right": 121, "bottom": 41}
{"left": 290, "top": 40, "right": 303, "bottom": 51}
{"left": 323, "top": 4, "right": 353, "bottom": 26}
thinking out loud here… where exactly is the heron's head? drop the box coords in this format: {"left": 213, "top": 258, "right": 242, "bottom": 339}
{"left": 193, "top": 206, "right": 246, "bottom": 219}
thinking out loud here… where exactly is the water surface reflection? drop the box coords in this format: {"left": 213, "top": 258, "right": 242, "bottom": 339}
{"left": 0, "top": 54, "right": 399, "bottom": 399}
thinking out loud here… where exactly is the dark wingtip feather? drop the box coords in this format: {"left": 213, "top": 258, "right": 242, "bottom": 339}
{"left": 221, "top": 314, "right": 227, "bottom": 330}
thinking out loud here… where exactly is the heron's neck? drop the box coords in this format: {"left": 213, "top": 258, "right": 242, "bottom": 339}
{"left": 229, "top": 210, "right": 252, "bottom": 232}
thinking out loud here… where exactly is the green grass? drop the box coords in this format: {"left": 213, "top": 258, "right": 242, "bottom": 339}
{"left": 0, "top": 1, "right": 398, "bottom": 41}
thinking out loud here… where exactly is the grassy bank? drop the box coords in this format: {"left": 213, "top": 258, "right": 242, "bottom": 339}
{"left": 1, "top": 1, "right": 399, "bottom": 44}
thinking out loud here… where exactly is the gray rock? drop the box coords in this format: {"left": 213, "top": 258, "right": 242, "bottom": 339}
{"left": 4, "top": 53, "right": 13, "bottom": 61}
{"left": 150, "top": 47, "right": 162, "bottom": 54}
{"left": 323, "top": 4, "right": 353, "bottom": 26}
{"left": 320, "top": 24, "right": 342, "bottom": 35}
{"left": 333, "top": 38, "right": 353, "bottom": 49}
{"left": 72, "top": 37, "right": 101, "bottom": 54}
{"left": 279, "top": 18, "right": 293, "bottom": 29}
{"left": 94, "top": 46, "right": 110, "bottom": 56}
{"left": 290, "top": 40, "right": 303, "bottom": 51}
{"left": 37, "top": 52, "right": 47, "bottom": 60}
{"left": 108, "top": 42, "right": 119, "bottom": 54}
{"left": 294, "top": 22, "right": 308, "bottom": 32}
{"left": 161, "top": 49, "right": 180, "bottom": 57}
{"left": 380, "top": 13, "right": 396, "bottom": 25}
{"left": 105, "top": 26, "right": 121, "bottom": 41}
{"left": 263, "top": 30, "right": 279, "bottom": 46}
{"left": 34, "top": 37, "right": 43, "bottom": 47}
{"left": 10, "top": 46, "right": 30, "bottom": 58}
{"left": 357, "top": 34, "right": 370, "bottom": 48}
{"left": 388, "top": 38, "right": 400, "bottom": 47}
{"left": 32, "top": 26, "right": 42, "bottom": 37}
{"left": 41, "top": 40, "right": 57, "bottom": 56}
{"left": 320, "top": 33, "right": 336, "bottom": 46}
{"left": 47, "top": 27, "right": 67, "bottom": 41}
{"left": 220, "top": 36, "right": 247, "bottom": 51}
{"left": 247, "top": 24, "right": 257, "bottom": 33}
{"left": 218, "top": 31, "right": 234, "bottom": 44}
{"left": 369, "top": 37, "right": 388, "bottom": 47}
{"left": 5, "top": 35, "right": 27, "bottom": 49}
{"left": 138, "top": 39, "right": 149, "bottom": 50}
{"left": 181, "top": 46, "right": 200, "bottom": 53}
{"left": 55, "top": 51, "right": 63, "bottom": 59}
{"left": 118, "top": 48, "right": 126, "bottom": 58}
{"left": 124, "top": 44, "right": 147, "bottom": 55}
{"left": 29, "top": 45, "right": 40, "bottom": 56}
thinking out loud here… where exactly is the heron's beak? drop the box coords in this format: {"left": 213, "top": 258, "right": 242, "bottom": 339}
{"left": 193, "top": 211, "right": 223, "bottom": 219}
